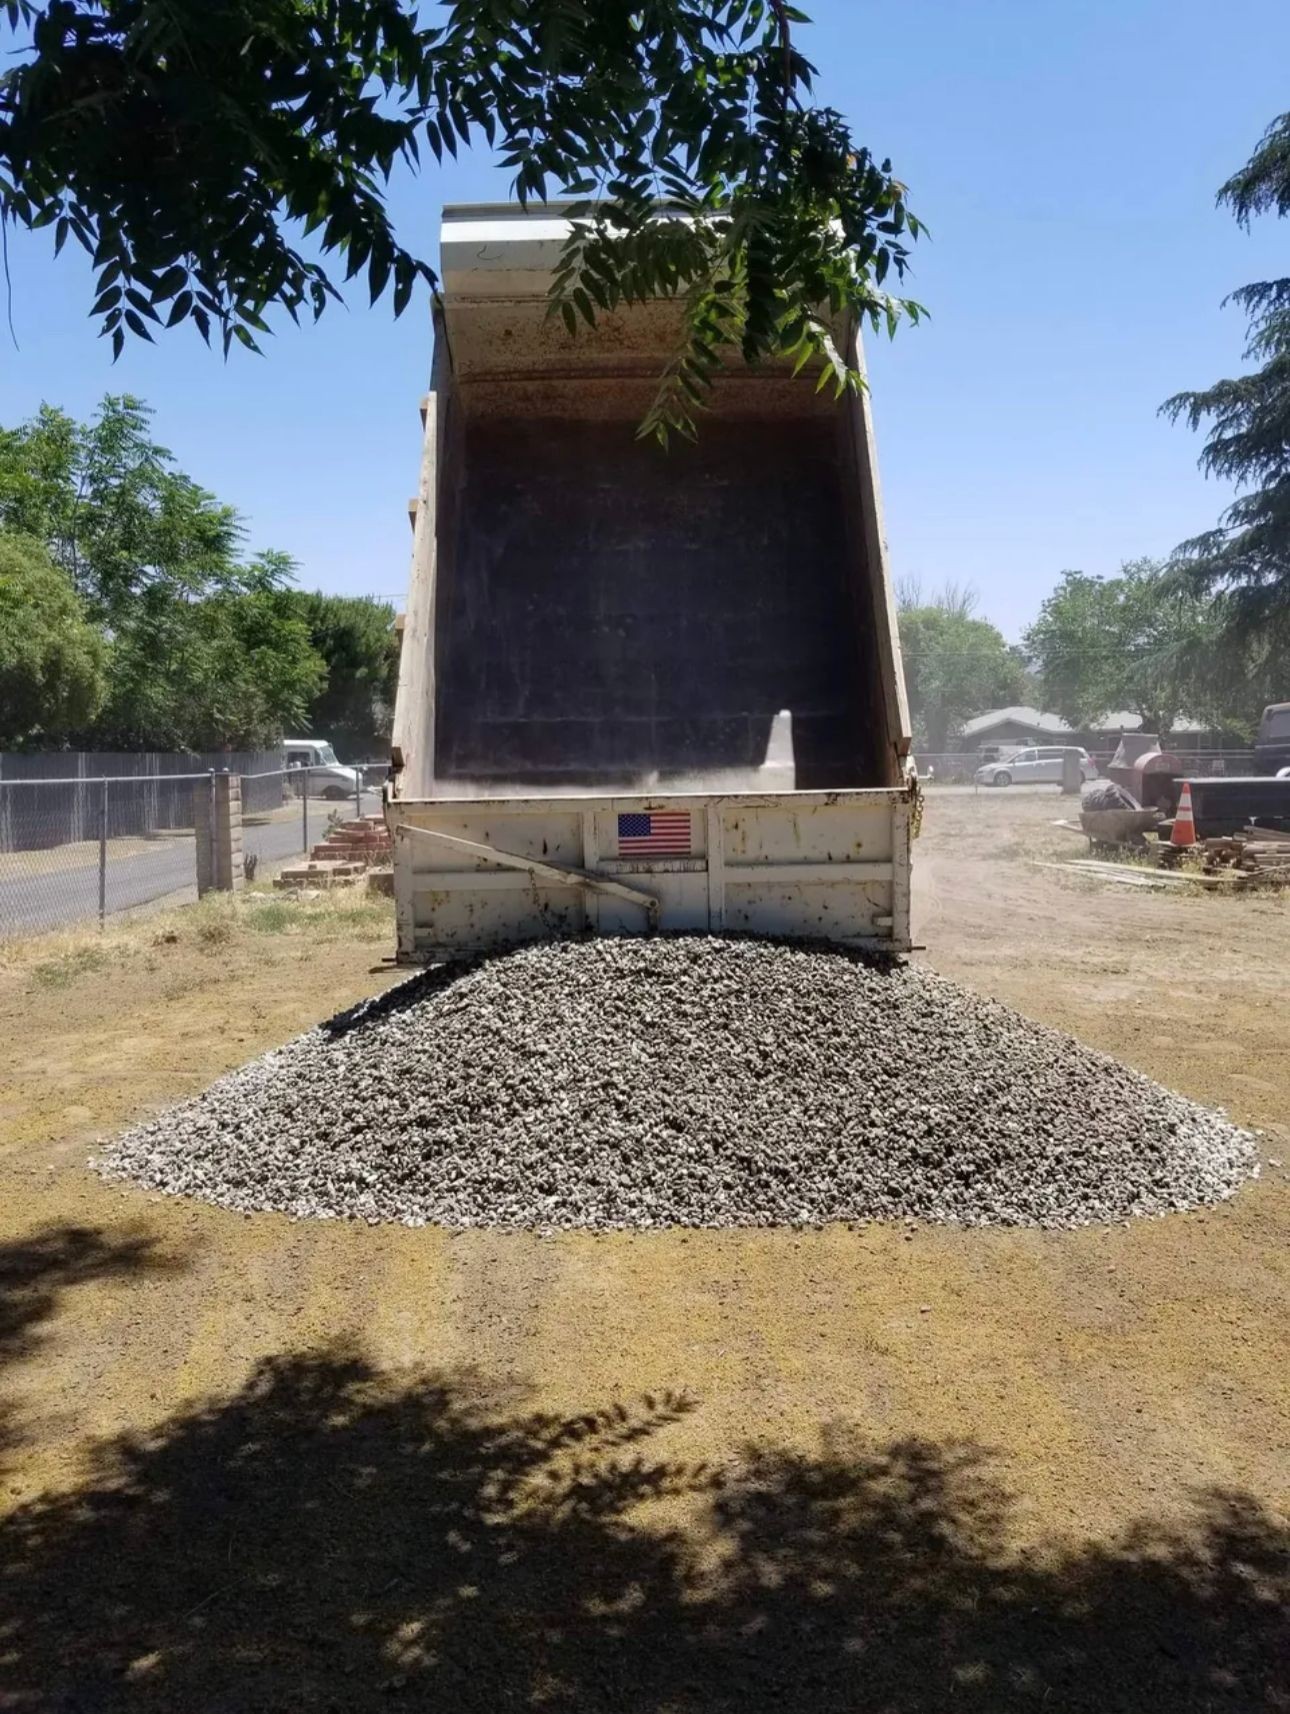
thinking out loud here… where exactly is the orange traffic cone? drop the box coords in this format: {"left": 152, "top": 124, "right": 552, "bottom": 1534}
{"left": 1171, "top": 781, "right": 1197, "bottom": 848}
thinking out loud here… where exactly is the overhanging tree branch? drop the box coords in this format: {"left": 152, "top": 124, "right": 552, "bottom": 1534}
{"left": 0, "top": 1, "right": 925, "bottom": 440}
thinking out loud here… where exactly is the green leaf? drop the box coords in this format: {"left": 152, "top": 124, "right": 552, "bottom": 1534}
{"left": 152, "top": 264, "right": 188, "bottom": 301}
{"left": 368, "top": 247, "right": 392, "bottom": 305}
{"left": 392, "top": 257, "right": 414, "bottom": 318}
{"left": 125, "top": 288, "right": 160, "bottom": 321}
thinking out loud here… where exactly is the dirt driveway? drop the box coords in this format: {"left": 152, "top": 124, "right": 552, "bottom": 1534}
{"left": 0, "top": 792, "right": 1285, "bottom": 1711}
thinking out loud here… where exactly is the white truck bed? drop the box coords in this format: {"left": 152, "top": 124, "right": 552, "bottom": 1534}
{"left": 389, "top": 202, "right": 915, "bottom": 961}
{"left": 389, "top": 787, "right": 913, "bottom": 959}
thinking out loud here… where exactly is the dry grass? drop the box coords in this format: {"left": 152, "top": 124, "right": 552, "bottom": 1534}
{"left": 29, "top": 944, "right": 113, "bottom": 988}
{"left": 0, "top": 882, "right": 393, "bottom": 987}
{"left": 0, "top": 780, "right": 1285, "bottom": 1714}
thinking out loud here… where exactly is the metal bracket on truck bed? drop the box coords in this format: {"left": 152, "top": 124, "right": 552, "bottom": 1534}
{"left": 397, "top": 821, "right": 661, "bottom": 928}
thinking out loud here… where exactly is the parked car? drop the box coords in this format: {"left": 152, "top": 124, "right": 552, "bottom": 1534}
{"left": 1254, "top": 702, "right": 1290, "bottom": 776}
{"left": 974, "top": 746, "right": 1098, "bottom": 787}
{"left": 284, "top": 738, "right": 364, "bottom": 800}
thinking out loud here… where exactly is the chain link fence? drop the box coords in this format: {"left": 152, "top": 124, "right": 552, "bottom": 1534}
{"left": 238, "top": 765, "right": 385, "bottom": 883}
{"left": 0, "top": 772, "right": 208, "bottom": 939}
{"left": 0, "top": 758, "right": 388, "bottom": 941}
{"left": 912, "top": 749, "right": 1258, "bottom": 784}
{"left": 1, "top": 739, "right": 1267, "bottom": 938}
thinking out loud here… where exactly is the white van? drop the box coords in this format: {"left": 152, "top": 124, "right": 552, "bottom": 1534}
{"left": 975, "top": 746, "right": 1098, "bottom": 787}
{"left": 284, "top": 738, "right": 364, "bottom": 799}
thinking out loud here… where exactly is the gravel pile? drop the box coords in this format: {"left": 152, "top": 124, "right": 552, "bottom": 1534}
{"left": 94, "top": 938, "right": 1258, "bottom": 1230}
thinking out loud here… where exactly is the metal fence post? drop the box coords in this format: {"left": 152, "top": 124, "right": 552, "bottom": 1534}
{"left": 98, "top": 778, "right": 108, "bottom": 927}
{"left": 302, "top": 766, "right": 310, "bottom": 858}
{"left": 355, "top": 764, "right": 362, "bottom": 824}
{"left": 208, "top": 770, "right": 218, "bottom": 893}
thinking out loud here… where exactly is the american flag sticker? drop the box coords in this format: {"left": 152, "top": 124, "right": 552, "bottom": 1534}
{"left": 616, "top": 810, "right": 692, "bottom": 856}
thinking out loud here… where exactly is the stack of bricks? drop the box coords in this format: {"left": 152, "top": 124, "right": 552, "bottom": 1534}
{"left": 276, "top": 815, "right": 392, "bottom": 890}
{"left": 310, "top": 815, "right": 392, "bottom": 868}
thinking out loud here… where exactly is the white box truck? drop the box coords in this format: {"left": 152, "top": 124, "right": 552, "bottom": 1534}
{"left": 386, "top": 203, "right": 916, "bottom": 960}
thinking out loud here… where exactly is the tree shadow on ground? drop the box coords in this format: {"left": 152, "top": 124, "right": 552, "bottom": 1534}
{"left": 0, "top": 1222, "right": 182, "bottom": 1466}
{"left": 0, "top": 1348, "right": 1284, "bottom": 1713}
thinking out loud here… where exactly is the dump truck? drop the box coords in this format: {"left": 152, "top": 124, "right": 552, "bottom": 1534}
{"left": 387, "top": 202, "right": 916, "bottom": 961}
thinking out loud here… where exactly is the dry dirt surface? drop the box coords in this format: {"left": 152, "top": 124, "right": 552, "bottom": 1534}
{"left": 0, "top": 797, "right": 1286, "bottom": 1713}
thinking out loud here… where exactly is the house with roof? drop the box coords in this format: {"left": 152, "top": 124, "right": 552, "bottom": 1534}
{"left": 955, "top": 707, "right": 1213, "bottom": 753}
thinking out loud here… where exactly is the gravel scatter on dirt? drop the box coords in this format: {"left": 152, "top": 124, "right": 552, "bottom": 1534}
{"left": 93, "top": 937, "right": 1258, "bottom": 1230}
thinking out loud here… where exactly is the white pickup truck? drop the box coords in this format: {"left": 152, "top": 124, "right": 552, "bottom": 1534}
{"left": 284, "top": 738, "right": 364, "bottom": 800}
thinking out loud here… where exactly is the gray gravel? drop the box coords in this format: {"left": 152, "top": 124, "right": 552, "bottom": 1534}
{"left": 94, "top": 937, "right": 1258, "bottom": 1230}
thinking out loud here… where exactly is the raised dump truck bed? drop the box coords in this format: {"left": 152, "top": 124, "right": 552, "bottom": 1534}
{"left": 388, "top": 203, "right": 915, "bottom": 959}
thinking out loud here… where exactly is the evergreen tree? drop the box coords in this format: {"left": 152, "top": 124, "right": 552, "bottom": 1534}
{"left": 1162, "top": 114, "right": 1290, "bottom": 637}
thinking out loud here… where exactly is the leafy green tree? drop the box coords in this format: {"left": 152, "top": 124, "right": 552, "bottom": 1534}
{"left": 1173, "top": 622, "right": 1285, "bottom": 739}
{"left": 1162, "top": 113, "right": 1290, "bottom": 636}
{"left": 286, "top": 592, "right": 399, "bottom": 758}
{"left": 0, "top": 396, "right": 242, "bottom": 624}
{"left": 0, "top": 1, "right": 924, "bottom": 440}
{"left": 0, "top": 532, "right": 105, "bottom": 747}
{"left": 0, "top": 397, "right": 323, "bottom": 749}
{"left": 1022, "top": 572, "right": 1121, "bottom": 732}
{"left": 95, "top": 563, "right": 325, "bottom": 751}
{"left": 896, "top": 584, "right": 1029, "bottom": 751}
{"left": 1024, "top": 559, "right": 1229, "bottom": 739}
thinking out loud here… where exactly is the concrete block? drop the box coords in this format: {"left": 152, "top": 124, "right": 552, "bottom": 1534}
{"left": 194, "top": 773, "right": 244, "bottom": 896}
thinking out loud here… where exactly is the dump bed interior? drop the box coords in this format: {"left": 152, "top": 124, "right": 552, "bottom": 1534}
{"left": 391, "top": 204, "right": 910, "bottom": 802}
{"left": 441, "top": 412, "right": 874, "bottom": 789}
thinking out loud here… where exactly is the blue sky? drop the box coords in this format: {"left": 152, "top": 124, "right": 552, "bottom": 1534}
{"left": 1, "top": 0, "right": 1286, "bottom": 639}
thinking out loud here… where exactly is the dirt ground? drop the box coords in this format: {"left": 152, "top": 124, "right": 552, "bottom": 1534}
{"left": 0, "top": 792, "right": 1285, "bottom": 1712}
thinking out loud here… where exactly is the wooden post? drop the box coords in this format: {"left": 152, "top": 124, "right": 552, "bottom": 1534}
{"left": 194, "top": 771, "right": 244, "bottom": 895}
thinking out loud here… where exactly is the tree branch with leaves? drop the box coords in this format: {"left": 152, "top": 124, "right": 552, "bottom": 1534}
{"left": 0, "top": 1, "right": 925, "bottom": 440}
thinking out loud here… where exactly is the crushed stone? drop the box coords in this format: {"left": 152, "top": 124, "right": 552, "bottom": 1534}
{"left": 94, "top": 937, "right": 1258, "bottom": 1230}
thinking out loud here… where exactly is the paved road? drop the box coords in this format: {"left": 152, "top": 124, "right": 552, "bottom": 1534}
{"left": 0, "top": 791, "right": 382, "bottom": 938}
